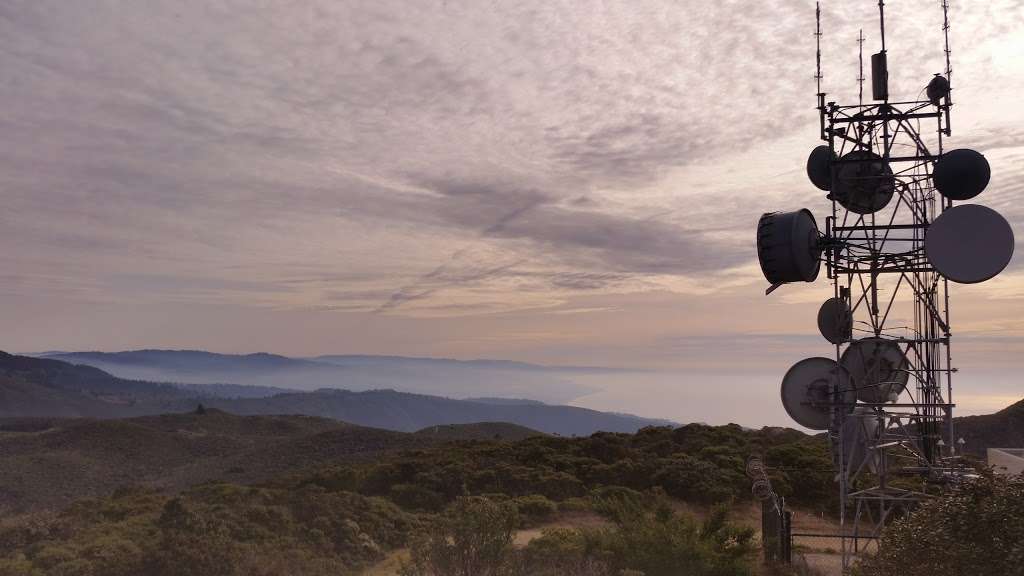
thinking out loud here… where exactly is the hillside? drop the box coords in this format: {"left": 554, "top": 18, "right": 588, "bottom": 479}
{"left": 0, "top": 351, "right": 197, "bottom": 418}
{"left": 197, "top": 388, "right": 670, "bottom": 436}
{"left": 413, "top": 422, "right": 544, "bottom": 442}
{"left": 1, "top": 352, "right": 670, "bottom": 435}
{"left": 955, "top": 398, "right": 1024, "bottom": 456}
{"left": 0, "top": 420, "right": 831, "bottom": 576}
{"left": 0, "top": 409, "right": 428, "bottom": 514}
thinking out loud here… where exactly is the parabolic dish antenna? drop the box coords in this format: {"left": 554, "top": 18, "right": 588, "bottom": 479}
{"left": 757, "top": 209, "right": 822, "bottom": 285}
{"left": 932, "top": 149, "right": 990, "bottom": 201}
{"left": 781, "top": 357, "right": 856, "bottom": 430}
{"left": 926, "top": 204, "right": 1014, "bottom": 284}
{"left": 841, "top": 338, "right": 909, "bottom": 403}
{"left": 832, "top": 150, "right": 894, "bottom": 214}
{"left": 817, "top": 297, "right": 853, "bottom": 344}
{"left": 807, "top": 145, "right": 835, "bottom": 191}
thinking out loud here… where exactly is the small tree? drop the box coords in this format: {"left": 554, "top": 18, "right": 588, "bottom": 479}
{"left": 855, "top": 473, "right": 1024, "bottom": 576}
{"left": 401, "top": 496, "right": 518, "bottom": 576}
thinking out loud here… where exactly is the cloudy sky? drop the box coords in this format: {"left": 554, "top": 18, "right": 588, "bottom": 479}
{"left": 2, "top": 1, "right": 1022, "bottom": 425}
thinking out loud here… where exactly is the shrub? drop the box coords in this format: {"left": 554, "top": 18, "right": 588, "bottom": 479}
{"left": 558, "top": 497, "right": 591, "bottom": 513}
{"left": 0, "top": 555, "right": 40, "bottom": 576}
{"left": 651, "top": 454, "right": 738, "bottom": 503}
{"left": 389, "top": 484, "right": 446, "bottom": 512}
{"left": 401, "top": 496, "right": 518, "bottom": 576}
{"left": 511, "top": 528, "right": 612, "bottom": 576}
{"left": 533, "top": 471, "right": 586, "bottom": 501}
{"left": 582, "top": 496, "right": 755, "bottom": 576}
{"left": 854, "top": 473, "right": 1024, "bottom": 576}
{"left": 514, "top": 495, "right": 557, "bottom": 527}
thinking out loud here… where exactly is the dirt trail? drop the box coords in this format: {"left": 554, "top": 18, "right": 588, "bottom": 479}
{"left": 363, "top": 549, "right": 409, "bottom": 576}
{"left": 363, "top": 511, "right": 608, "bottom": 575}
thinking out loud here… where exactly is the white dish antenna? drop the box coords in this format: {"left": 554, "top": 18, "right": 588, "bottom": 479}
{"left": 840, "top": 338, "right": 909, "bottom": 403}
{"left": 926, "top": 204, "right": 1014, "bottom": 284}
{"left": 780, "top": 357, "right": 856, "bottom": 430}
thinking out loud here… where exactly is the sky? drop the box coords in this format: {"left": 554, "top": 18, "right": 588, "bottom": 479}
{"left": 2, "top": 1, "right": 1023, "bottom": 426}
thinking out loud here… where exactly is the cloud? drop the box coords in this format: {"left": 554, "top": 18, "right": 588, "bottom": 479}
{"left": 374, "top": 252, "right": 527, "bottom": 313}
{"left": 1, "top": 0, "right": 1023, "bottom": 380}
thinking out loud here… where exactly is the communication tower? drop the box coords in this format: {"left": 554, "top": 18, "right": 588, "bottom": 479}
{"left": 756, "top": 1, "right": 1014, "bottom": 570}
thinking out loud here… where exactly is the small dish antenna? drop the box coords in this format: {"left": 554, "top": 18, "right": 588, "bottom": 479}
{"left": 757, "top": 209, "right": 822, "bottom": 290}
{"left": 932, "top": 148, "right": 991, "bottom": 201}
{"left": 807, "top": 145, "right": 836, "bottom": 191}
{"left": 925, "top": 204, "right": 1014, "bottom": 284}
{"left": 781, "top": 357, "right": 856, "bottom": 430}
{"left": 832, "top": 150, "right": 894, "bottom": 214}
{"left": 841, "top": 338, "right": 909, "bottom": 403}
{"left": 817, "top": 297, "right": 853, "bottom": 344}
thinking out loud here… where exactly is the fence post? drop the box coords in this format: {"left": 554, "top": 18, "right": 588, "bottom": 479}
{"left": 782, "top": 509, "right": 793, "bottom": 563}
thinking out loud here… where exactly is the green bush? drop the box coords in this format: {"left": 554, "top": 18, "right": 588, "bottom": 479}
{"left": 854, "top": 473, "right": 1024, "bottom": 576}
{"left": 0, "top": 484, "right": 417, "bottom": 576}
{"left": 512, "top": 528, "right": 612, "bottom": 576}
{"left": 589, "top": 485, "right": 645, "bottom": 512}
{"left": 558, "top": 496, "right": 591, "bottom": 513}
{"left": 389, "top": 484, "right": 446, "bottom": 512}
{"left": 401, "top": 496, "right": 518, "bottom": 576}
{"left": 0, "top": 554, "right": 39, "bottom": 576}
{"left": 581, "top": 498, "right": 755, "bottom": 576}
{"left": 651, "top": 454, "right": 739, "bottom": 503}
{"left": 514, "top": 495, "right": 557, "bottom": 526}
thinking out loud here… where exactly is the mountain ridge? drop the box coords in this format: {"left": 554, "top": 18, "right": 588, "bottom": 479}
{"left": 38, "top": 349, "right": 606, "bottom": 402}
{"left": 0, "top": 352, "right": 671, "bottom": 435}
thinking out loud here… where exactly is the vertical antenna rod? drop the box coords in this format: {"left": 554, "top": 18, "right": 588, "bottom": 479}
{"left": 858, "top": 29, "right": 865, "bottom": 106}
{"left": 942, "top": 0, "right": 952, "bottom": 85}
{"left": 878, "top": 0, "right": 887, "bottom": 52}
{"left": 815, "top": 3, "right": 826, "bottom": 141}
{"left": 815, "top": 2, "right": 823, "bottom": 96}
{"left": 942, "top": 0, "right": 954, "bottom": 136}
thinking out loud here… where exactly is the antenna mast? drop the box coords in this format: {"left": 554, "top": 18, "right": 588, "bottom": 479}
{"left": 756, "top": 1, "right": 1011, "bottom": 573}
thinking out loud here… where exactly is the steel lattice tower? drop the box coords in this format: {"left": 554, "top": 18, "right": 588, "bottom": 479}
{"left": 758, "top": 2, "right": 1014, "bottom": 572}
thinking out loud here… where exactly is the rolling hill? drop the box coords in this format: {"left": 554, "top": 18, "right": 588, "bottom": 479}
{"left": 194, "top": 388, "right": 669, "bottom": 435}
{"left": 0, "top": 351, "right": 198, "bottom": 417}
{"left": 0, "top": 352, "right": 671, "bottom": 435}
{"left": 0, "top": 409, "right": 427, "bottom": 514}
{"left": 413, "top": 422, "right": 544, "bottom": 442}
{"left": 955, "top": 398, "right": 1024, "bottom": 456}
